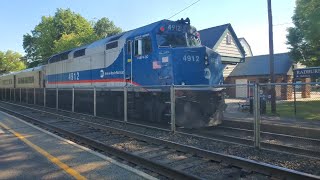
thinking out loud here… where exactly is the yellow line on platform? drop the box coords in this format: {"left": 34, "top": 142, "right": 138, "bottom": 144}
{"left": 0, "top": 122, "right": 86, "bottom": 180}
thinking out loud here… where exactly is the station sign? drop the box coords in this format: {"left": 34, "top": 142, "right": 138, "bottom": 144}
{"left": 294, "top": 67, "right": 320, "bottom": 78}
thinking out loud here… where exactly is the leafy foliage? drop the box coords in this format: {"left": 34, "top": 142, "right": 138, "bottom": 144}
{"left": 286, "top": 0, "right": 320, "bottom": 66}
{"left": 23, "top": 8, "right": 122, "bottom": 67}
{"left": 0, "top": 50, "right": 26, "bottom": 74}
{"left": 53, "top": 32, "right": 98, "bottom": 54}
{"left": 94, "top": 17, "right": 122, "bottom": 38}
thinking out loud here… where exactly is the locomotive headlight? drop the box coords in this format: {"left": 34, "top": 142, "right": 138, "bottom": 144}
{"left": 204, "top": 55, "right": 209, "bottom": 65}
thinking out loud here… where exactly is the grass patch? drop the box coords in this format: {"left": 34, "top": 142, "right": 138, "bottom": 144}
{"left": 266, "top": 101, "right": 320, "bottom": 120}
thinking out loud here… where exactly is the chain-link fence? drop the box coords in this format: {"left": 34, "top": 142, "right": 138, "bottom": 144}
{"left": 223, "top": 84, "right": 256, "bottom": 118}
{"left": 45, "top": 88, "right": 56, "bottom": 108}
{"left": 260, "top": 82, "right": 320, "bottom": 121}
{"left": 58, "top": 89, "right": 72, "bottom": 111}
{"left": 9, "top": 88, "right": 13, "bottom": 101}
{"left": 27, "top": 88, "right": 34, "bottom": 104}
{"left": 1, "top": 83, "right": 320, "bottom": 151}
{"left": 21, "top": 88, "right": 27, "bottom": 103}
{"left": 35, "top": 88, "right": 44, "bottom": 106}
{"left": 127, "top": 86, "right": 171, "bottom": 129}
{"left": 256, "top": 82, "right": 320, "bottom": 154}
{"left": 96, "top": 87, "right": 124, "bottom": 120}
{"left": 74, "top": 88, "right": 94, "bottom": 115}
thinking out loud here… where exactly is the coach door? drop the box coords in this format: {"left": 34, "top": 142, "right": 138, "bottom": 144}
{"left": 125, "top": 40, "right": 133, "bottom": 84}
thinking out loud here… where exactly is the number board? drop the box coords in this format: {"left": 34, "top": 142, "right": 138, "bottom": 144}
{"left": 167, "top": 24, "right": 186, "bottom": 32}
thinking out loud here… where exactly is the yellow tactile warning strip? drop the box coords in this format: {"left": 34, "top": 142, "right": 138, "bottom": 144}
{"left": 0, "top": 122, "right": 87, "bottom": 180}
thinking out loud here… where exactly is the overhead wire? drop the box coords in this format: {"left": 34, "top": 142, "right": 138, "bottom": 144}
{"left": 167, "top": 1, "right": 292, "bottom": 27}
{"left": 273, "top": 22, "right": 293, "bottom": 26}
{"left": 168, "top": 0, "right": 201, "bottom": 19}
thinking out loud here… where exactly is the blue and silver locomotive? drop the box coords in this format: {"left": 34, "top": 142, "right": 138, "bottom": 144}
{"left": 46, "top": 18, "right": 223, "bottom": 87}
{"left": 2, "top": 18, "right": 225, "bottom": 128}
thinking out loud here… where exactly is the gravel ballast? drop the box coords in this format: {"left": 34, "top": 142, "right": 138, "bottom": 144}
{"left": 5, "top": 102, "right": 320, "bottom": 176}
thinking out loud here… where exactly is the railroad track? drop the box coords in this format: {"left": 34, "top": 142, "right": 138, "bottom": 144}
{"left": 0, "top": 101, "right": 319, "bottom": 179}
{"left": 183, "top": 125, "right": 320, "bottom": 159}
{"left": 223, "top": 119, "right": 320, "bottom": 139}
{"left": 221, "top": 118, "right": 320, "bottom": 157}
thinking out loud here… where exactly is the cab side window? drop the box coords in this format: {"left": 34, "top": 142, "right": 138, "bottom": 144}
{"left": 134, "top": 36, "right": 152, "bottom": 56}
{"left": 127, "top": 40, "right": 132, "bottom": 54}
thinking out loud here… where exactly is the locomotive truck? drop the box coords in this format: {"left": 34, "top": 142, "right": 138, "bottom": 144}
{"left": 0, "top": 18, "right": 226, "bottom": 128}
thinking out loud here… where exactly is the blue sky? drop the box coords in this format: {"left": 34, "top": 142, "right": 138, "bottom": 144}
{"left": 0, "top": 0, "right": 295, "bottom": 56}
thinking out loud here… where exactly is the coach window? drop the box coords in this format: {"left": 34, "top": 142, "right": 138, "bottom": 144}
{"left": 134, "top": 36, "right": 152, "bottom": 56}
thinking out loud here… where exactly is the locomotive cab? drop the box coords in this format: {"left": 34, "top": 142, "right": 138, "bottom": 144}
{"left": 125, "top": 18, "right": 223, "bottom": 87}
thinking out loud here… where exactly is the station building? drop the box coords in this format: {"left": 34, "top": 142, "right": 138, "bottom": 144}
{"left": 199, "top": 24, "right": 246, "bottom": 79}
{"left": 199, "top": 24, "right": 308, "bottom": 100}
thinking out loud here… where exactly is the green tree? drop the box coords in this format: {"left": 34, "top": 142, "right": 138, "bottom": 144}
{"left": 94, "top": 17, "right": 122, "bottom": 38}
{"left": 286, "top": 0, "right": 320, "bottom": 66}
{"left": 23, "top": 8, "right": 95, "bottom": 66}
{"left": 23, "top": 33, "right": 41, "bottom": 62}
{"left": 0, "top": 50, "right": 26, "bottom": 74}
{"left": 23, "top": 9, "right": 122, "bottom": 67}
{"left": 53, "top": 32, "right": 98, "bottom": 53}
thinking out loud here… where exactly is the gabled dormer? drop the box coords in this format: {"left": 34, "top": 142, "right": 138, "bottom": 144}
{"left": 199, "top": 24, "right": 245, "bottom": 64}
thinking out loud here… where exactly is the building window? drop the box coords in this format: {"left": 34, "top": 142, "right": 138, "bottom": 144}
{"left": 226, "top": 34, "right": 232, "bottom": 45}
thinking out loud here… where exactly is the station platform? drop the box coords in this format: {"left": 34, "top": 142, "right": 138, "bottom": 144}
{"left": 0, "top": 111, "right": 156, "bottom": 180}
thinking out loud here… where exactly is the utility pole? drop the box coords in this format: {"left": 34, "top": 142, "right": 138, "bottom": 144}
{"left": 268, "top": 0, "right": 276, "bottom": 113}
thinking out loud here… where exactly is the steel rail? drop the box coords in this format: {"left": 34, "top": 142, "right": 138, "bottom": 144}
{"left": 0, "top": 102, "right": 319, "bottom": 180}
{"left": 223, "top": 119, "right": 320, "bottom": 139}
{"left": 185, "top": 126, "right": 320, "bottom": 159}
{"left": 215, "top": 125, "right": 320, "bottom": 145}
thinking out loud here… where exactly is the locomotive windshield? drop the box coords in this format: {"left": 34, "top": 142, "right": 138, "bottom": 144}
{"left": 157, "top": 33, "right": 186, "bottom": 47}
{"left": 157, "top": 32, "right": 201, "bottom": 48}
